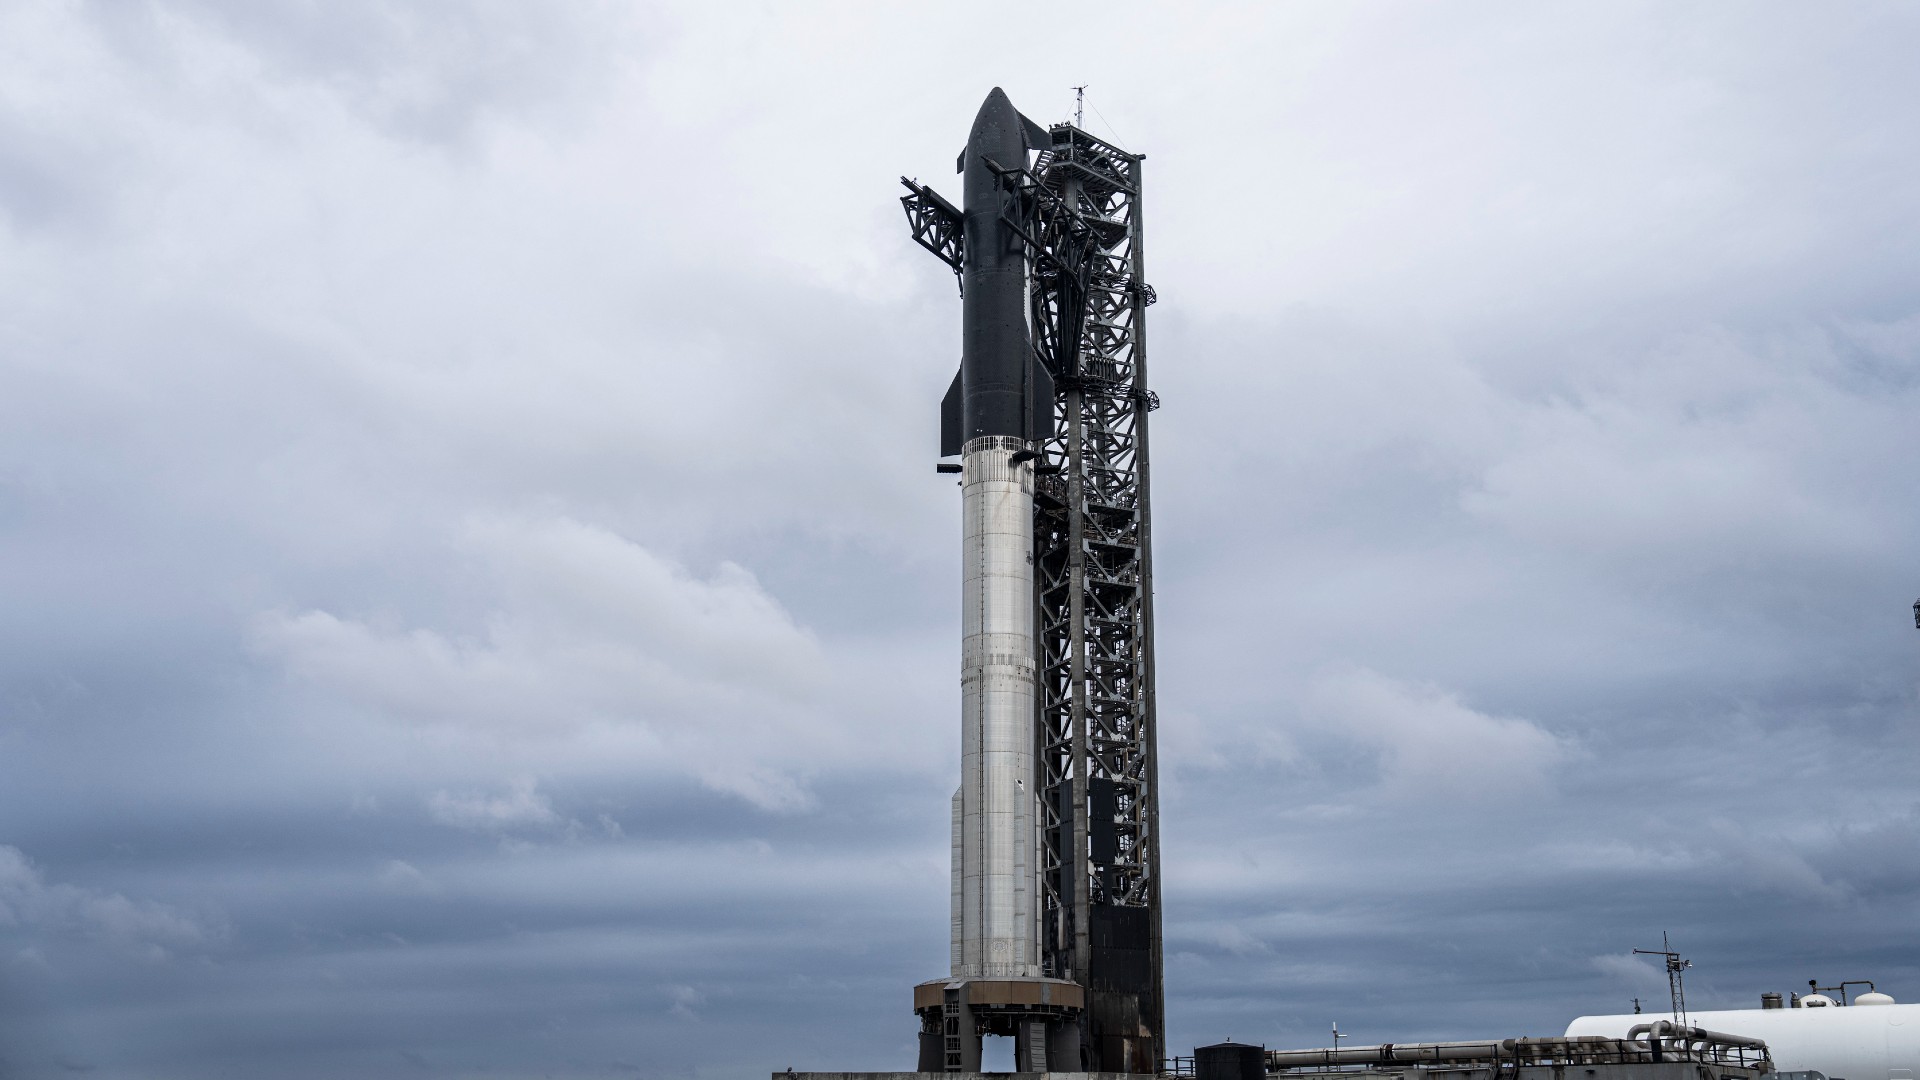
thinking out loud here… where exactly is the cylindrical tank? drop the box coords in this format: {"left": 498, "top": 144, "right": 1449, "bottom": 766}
{"left": 1196, "top": 1041, "right": 1266, "bottom": 1080}
{"left": 1763, "top": 993, "right": 1785, "bottom": 1010}
{"left": 954, "top": 435, "right": 1040, "bottom": 978}
{"left": 1570, "top": 1002, "right": 1920, "bottom": 1079}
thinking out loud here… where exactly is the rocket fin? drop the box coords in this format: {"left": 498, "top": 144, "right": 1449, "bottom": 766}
{"left": 1018, "top": 111, "right": 1052, "bottom": 153}
{"left": 1028, "top": 360, "right": 1055, "bottom": 445}
{"left": 956, "top": 147, "right": 966, "bottom": 173}
{"left": 940, "top": 366, "right": 964, "bottom": 457}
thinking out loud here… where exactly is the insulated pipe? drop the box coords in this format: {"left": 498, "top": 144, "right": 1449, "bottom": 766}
{"left": 1266, "top": 1042, "right": 1511, "bottom": 1067}
{"left": 954, "top": 434, "right": 1039, "bottom": 978}
{"left": 1267, "top": 1032, "right": 1765, "bottom": 1072}
{"left": 1629, "top": 1020, "right": 1671, "bottom": 1061}
{"left": 1625, "top": 1021, "right": 1772, "bottom": 1064}
{"left": 1627, "top": 1021, "right": 1766, "bottom": 1048}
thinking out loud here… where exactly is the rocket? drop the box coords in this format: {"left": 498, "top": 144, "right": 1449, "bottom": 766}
{"left": 908, "top": 86, "right": 1143, "bottom": 1072}
{"left": 945, "top": 87, "right": 1054, "bottom": 982}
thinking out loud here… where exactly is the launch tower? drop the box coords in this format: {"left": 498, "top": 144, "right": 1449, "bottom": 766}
{"left": 901, "top": 88, "right": 1163, "bottom": 1074}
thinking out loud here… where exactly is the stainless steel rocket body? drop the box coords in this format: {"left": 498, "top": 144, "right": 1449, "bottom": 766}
{"left": 950, "top": 88, "right": 1043, "bottom": 981}
{"left": 954, "top": 434, "right": 1039, "bottom": 978}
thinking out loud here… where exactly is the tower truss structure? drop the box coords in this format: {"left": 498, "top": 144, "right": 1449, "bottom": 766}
{"left": 1026, "top": 124, "right": 1163, "bottom": 1074}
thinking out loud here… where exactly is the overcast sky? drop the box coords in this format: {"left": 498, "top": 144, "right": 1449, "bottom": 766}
{"left": 4, "top": 1, "right": 1920, "bottom": 1077}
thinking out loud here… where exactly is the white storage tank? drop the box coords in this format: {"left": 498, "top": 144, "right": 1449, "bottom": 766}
{"left": 1568, "top": 997, "right": 1920, "bottom": 1080}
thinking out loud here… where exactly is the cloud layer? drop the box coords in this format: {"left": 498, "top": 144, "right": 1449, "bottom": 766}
{"left": 3, "top": 2, "right": 1919, "bottom": 1077}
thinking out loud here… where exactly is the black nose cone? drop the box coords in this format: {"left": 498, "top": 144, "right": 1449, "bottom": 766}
{"left": 967, "top": 87, "right": 1025, "bottom": 163}
{"left": 974, "top": 86, "right": 1016, "bottom": 126}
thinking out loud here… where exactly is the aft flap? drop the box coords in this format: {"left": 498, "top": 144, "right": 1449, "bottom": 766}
{"left": 1028, "top": 361, "right": 1055, "bottom": 446}
{"left": 1018, "top": 112, "right": 1051, "bottom": 153}
{"left": 940, "top": 367, "right": 963, "bottom": 458}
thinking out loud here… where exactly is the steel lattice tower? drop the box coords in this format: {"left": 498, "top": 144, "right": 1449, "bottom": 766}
{"left": 1036, "top": 125, "right": 1152, "bottom": 1068}
{"left": 902, "top": 100, "right": 1162, "bottom": 1072}
{"left": 1028, "top": 125, "right": 1163, "bottom": 1073}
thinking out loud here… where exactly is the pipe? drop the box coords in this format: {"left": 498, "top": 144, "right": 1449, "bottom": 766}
{"left": 1265, "top": 1042, "right": 1511, "bottom": 1067}
{"left": 1628, "top": 1021, "right": 1767, "bottom": 1050}
{"left": 1268, "top": 1038, "right": 1649, "bottom": 1068}
{"left": 1267, "top": 1027, "right": 1769, "bottom": 1073}
{"left": 1620, "top": 1020, "right": 1770, "bottom": 1067}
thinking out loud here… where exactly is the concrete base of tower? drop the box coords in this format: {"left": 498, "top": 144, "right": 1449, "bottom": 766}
{"left": 911, "top": 977, "right": 1087, "bottom": 1073}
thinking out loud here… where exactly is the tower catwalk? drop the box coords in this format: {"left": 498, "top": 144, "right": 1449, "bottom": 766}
{"left": 903, "top": 87, "right": 1163, "bottom": 1074}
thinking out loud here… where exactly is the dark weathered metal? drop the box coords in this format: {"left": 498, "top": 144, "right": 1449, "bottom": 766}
{"left": 1126, "top": 150, "right": 1166, "bottom": 1063}
{"left": 961, "top": 87, "right": 1044, "bottom": 444}
{"left": 899, "top": 178, "right": 964, "bottom": 290}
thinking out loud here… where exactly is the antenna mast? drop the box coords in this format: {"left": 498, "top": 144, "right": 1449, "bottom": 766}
{"left": 1634, "top": 933, "right": 1692, "bottom": 1026}
{"left": 1072, "top": 84, "right": 1087, "bottom": 127}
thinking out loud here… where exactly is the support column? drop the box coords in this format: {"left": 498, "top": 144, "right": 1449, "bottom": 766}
{"left": 1015, "top": 1016, "right": 1048, "bottom": 1071}
{"left": 942, "top": 986, "right": 979, "bottom": 1072}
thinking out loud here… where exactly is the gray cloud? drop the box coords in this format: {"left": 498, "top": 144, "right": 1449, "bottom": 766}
{"left": 426, "top": 779, "right": 563, "bottom": 834}
{"left": 0, "top": 845, "right": 222, "bottom": 959}
{"left": 3, "top": 0, "right": 1919, "bottom": 1076}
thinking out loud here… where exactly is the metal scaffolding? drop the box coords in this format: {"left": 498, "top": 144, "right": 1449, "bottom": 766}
{"left": 1026, "top": 123, "right": 1163, "bottom": 1074}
